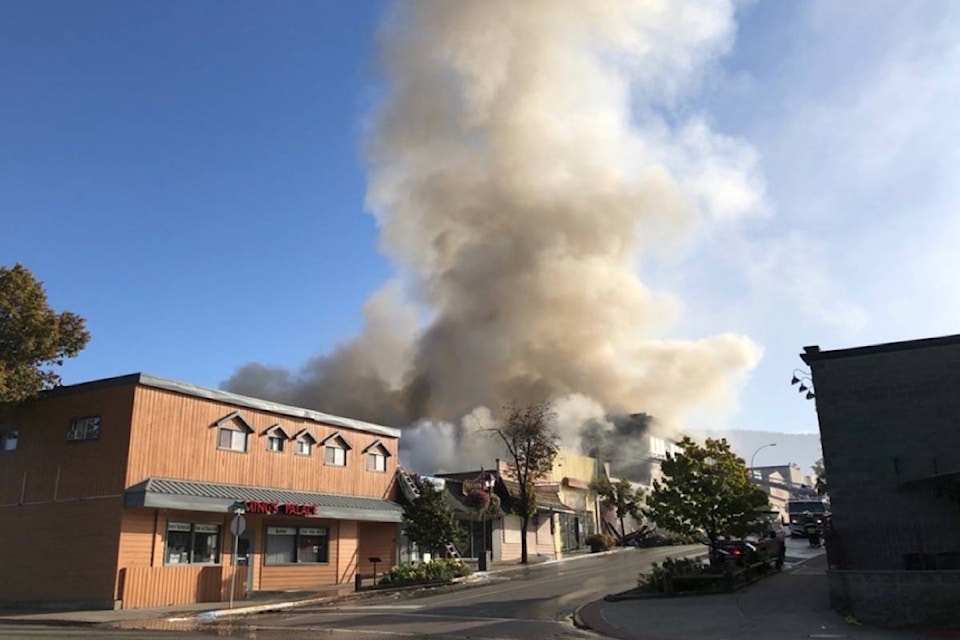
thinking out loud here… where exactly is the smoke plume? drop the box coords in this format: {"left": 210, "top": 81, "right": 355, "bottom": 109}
{"left": 225, "top": 1, "right": 765, "bottom": 472}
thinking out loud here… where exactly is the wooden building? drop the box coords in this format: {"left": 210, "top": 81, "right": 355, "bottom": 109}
{"left": 0, "top": 374, "right": 402, "bottom": 610}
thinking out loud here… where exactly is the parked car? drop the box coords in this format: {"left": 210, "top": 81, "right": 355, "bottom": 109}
{"left": 711, "top": 520, "right": 786, "bottom": 571}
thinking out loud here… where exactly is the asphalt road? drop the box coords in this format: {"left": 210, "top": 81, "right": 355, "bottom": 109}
{"left": 0, "top": 544, "right": 704, "bottom": 640}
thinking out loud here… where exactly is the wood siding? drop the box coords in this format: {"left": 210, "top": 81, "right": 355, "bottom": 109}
{"left": 337, "top": 520, "right": 358, "bottom": 584}
{"left": 119, "top": 565, "right": 246, "bottom": 609}
{"left": 126, "top": 387, "right": 399, "bottom": 499}
{"left": 0, "top": 499, "right": 124, "bottom": 605}
{"left": 358, "top": 522, "right": 397, "bottom": 574}
{"left": 0, "top": 385, "right": 135, "bottom": 506}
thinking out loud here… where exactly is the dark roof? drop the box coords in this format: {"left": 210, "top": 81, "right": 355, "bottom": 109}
{"left": 125, "top": 477, "right": 403, "bottom": 522}
{"left": 501, "top": 479, "right": 575, "bottom": 514}
{"left": 37, "top": 373, "right": 400, "bottom": 439}
{"left": 800, "top": 333, "right": 960, "bottom": 364}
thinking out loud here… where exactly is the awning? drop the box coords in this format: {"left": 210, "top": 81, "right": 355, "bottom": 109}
{"left": 125, "top": 477, "right": 404, "bottom": 523}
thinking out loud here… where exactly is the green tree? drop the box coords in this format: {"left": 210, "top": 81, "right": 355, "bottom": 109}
{"left": 402, "top": 477, "right": 461, "bottom": 557}
{"left": 644, "top": 436, "right": 769, "bottom": 555}
{"left": 812, "top": 457, "right": 828, "bottom": 496}
{"left": 0, "top": 264, "right": 90, "bottom": 403}
{"left": 494, "top": 403, "right": 560, "bottom": 564}
{"left": 592, "top": 476, "right": 645, "bottom": 539}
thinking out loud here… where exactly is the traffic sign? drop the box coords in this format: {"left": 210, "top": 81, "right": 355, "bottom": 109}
{"left": 230, "top": 514, "right": 246, "bottom": 536}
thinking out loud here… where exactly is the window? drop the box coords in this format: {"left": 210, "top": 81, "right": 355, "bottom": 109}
{"left": 0, "top": 429, "right": 17, "bottom": 452}
{"left": 218, "top": 427, "right": 248, "bottom": 453}
{"left": 264, "top": 526, "right": 328, "bottom": 565}
{"left": 267, "top": 434, "right": 285, "bottom": 453}
{"left": 293, "top": 429, "right": 317, "bottom": 457}
{"left": 367, "top": 451, "right": 386, "bottom": 472}
{"left": 321, "top": 432, "right": 351, "bottom": 466}
{"left": 164, "top": 522, "right": 221, "bottom": 565}
{"left": 324, "top": 444, "right": 346, "bottom": 466}
{"left": 67, "top": 416, "right": 100, "bottom": 442}
{"left": 363, "top": 440, "right": 391, "bottom": 473}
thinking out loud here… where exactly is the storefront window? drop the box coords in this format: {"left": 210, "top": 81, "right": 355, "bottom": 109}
{"left": 165, "top": 522, "right": 221, "bottom": 565}
{"left": 265, "top": 526, "right": 328, "bottom": 565}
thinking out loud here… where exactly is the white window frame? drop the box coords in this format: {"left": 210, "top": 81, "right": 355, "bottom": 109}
{"left": 324, "top": 444, "right": 346, "bottom": 467}
{"left": 367, "top": 451, "right": 386, "bottom": 472}
{"left": 218, "top": 426, "right": 248, "bottom": 453}
{"left": 296, "top": 439, "right": 313, "bottom": 456}
{"left": 267, "top": 434, "right": 285, "bottom": 453}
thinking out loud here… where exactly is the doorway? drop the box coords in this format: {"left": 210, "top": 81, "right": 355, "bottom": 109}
{"left": 236, "top": 531, "right": 255, "bottom": 592}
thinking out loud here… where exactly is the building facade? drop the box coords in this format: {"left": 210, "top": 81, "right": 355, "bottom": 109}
{"left": 0, "top": 374, "right": 403, "bottom": 610}
{"left": 803, "top": 336, "right": 960, "bottom": 629}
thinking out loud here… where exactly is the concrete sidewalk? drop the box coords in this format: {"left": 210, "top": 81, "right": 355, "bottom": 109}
{"left": 0, "top": 546, "right": 612, "bottom": 628}
{"left": 576, "top": 555, "right": 940, "bottom": 640}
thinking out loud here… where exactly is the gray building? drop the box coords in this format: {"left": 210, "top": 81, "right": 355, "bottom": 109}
{"left": 802, "top": 335, "right": 960, "bottom": 630}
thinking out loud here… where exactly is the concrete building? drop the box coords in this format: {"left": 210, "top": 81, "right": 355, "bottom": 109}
{"left": 803, "top": 335, "right": 960, "bottom": 629}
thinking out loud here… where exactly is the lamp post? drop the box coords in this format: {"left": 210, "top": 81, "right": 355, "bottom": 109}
{"left": 478, "top": 473, "right": 495, "bottom": 572}
{"left": 750, "top": 443, "right": 777, "bottom": 471}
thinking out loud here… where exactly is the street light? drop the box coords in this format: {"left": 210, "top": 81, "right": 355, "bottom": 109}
{"left": 750, "top": 442, "right": 777, "bottom": 471}
{"left": 791, "top": 369, "right": 815, "bottom": 400}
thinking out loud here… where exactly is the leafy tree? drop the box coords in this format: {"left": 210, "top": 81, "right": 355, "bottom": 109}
{"left": 644, "top": 436, "right": 770, "bottom": 557}
{"left": 812, "top": 457, "right": 828, "bottom": 496}
{"left": 494, "top": 402, "right": 560, "bottom": 564}
{"left": 592, "top": 476, "right": 645, "bottom": 539}
{"left": 402, "top": 477, "right": 462, "bottom": 557}
{"left": 0, "top": 264, "right": 90, "bottom": 403}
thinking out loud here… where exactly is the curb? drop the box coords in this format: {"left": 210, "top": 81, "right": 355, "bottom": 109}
{"left": 188, "top": 595, "right": 338, "bottom": 621}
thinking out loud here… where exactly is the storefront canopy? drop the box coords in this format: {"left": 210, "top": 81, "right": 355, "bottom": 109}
{"left": 125, "top": 477, "right": 404, "bottom": 522}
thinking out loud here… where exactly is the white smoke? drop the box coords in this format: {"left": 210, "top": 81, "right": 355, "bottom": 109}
{"left": 226, "top": 0, "right": 765, "bottom": 474}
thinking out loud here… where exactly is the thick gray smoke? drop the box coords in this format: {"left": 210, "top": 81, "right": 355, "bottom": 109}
{"left": 225, "top": 1, "right": 765, "bottom": 471}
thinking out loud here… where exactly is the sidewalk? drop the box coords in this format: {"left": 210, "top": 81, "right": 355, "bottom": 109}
{"left": 576, "top": 554, "right": 939, "bottom": 640}
{"left": 0, "top": 546, "right": 609, "bottom": 628}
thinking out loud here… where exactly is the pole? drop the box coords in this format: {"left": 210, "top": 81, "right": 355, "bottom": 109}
{"left": 230, "top": 528, "right": 238, "bottom": 609}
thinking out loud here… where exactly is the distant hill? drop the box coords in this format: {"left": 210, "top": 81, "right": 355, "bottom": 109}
{"left": 696, "top": 429, "right": 823, "bottom": 476}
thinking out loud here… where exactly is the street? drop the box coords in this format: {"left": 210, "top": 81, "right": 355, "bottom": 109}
{"left": 0, "top": 544, "right": 704, "bottom": 640}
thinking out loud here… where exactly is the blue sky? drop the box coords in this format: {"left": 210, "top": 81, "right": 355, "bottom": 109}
{"left": 4, "top": 1, "right": 960, "bottom": 444}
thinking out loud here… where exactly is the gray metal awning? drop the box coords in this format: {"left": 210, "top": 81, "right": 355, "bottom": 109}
{"left": 125, "top": 477, "right": 404, "bottom": 523}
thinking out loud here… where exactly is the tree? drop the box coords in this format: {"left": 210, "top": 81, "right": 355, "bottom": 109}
{"left": 402, "top": 477, "right": 462, "bottom": 557}
{"left": 812, "top": 457, "right": 828, "bottom": 496}
{"left": 644, "top": 436, "right": 770, "bottom": 558}
{"left": 592, "top": 476, "right": 645, "bottom": 539}
{"left": 0, "top": 264, "right": 90, "bottom": 404}
{"left": 494, "top": 402, "right": 560, "bottom": 564}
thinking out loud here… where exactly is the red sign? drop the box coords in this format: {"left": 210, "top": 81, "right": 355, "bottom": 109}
{"left": 244, "top": 501, "right": 318, "bottom": 516}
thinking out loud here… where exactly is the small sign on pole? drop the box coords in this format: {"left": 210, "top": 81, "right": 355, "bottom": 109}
{"left": 230, "top": 514, "right": 246, "bottom": 536}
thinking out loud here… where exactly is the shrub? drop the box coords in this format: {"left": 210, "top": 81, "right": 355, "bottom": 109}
{"left": 638, "top": 556, "right": 711, "bottom": 593}
{"left": 379, "top": 559, "right": 472, "bottom": 586}
{"left": 585, "top": 533, "right": 616, "bottom": 551}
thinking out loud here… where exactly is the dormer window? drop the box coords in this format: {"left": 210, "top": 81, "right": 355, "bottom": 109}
{"left": 293, "top": 429, "right": 318, "bottom": 457}
{"left": 363, "top": 440, "right": 392, "bottom": 473}
{"left": 214, "top": 412, "right": 254, "bottom": 454}
{"left": 263, "top": 424, "right": 290, "bottom": 454}
{"left": 321, "top": 432, "right": 351, "bottom": 467}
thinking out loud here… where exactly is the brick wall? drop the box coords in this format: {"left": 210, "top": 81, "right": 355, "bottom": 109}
{"left": 810, "top": 342, "right": 960, "bottom": 572}
{"left": 829, "top": 569, "right": 960, "bottom": 629}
